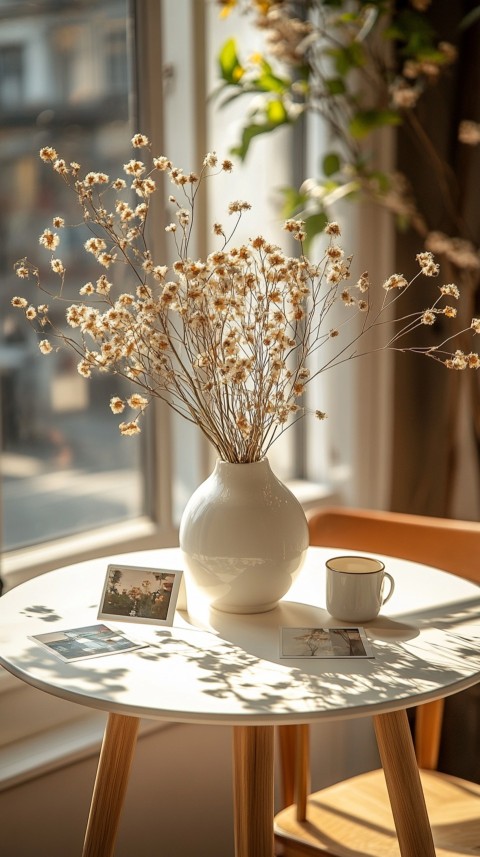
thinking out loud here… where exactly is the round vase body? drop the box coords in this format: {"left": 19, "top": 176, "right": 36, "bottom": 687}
{"left": 179, "top": 458, "right": 309, "bottom": 614}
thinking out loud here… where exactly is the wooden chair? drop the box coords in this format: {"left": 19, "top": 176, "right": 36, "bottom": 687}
{"left": 275, "top": 506, "right": 480, "bottom": 857}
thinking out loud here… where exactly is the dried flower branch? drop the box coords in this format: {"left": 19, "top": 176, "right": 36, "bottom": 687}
{"left": 12, "top": 135, "right": 480, "bottom": 463}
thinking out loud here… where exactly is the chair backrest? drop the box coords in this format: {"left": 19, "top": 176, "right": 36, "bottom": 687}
{"left": 307, "top": 506, "right": 480, "bottom": 584}
{"left": 280, "top": 506, "right": 480, "bottom": 813}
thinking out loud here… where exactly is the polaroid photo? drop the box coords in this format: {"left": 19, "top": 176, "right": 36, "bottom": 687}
{"left": 31, "top": 623, "right": 146, "bottom": 662}
{"left": 98, "top": 564, "right": 183, "bottom": 626}
{"left": 280, "top": 626, "right": 375, "bottom": 659}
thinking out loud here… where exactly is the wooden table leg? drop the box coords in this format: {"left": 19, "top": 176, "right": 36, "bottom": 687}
{"left": 83, "top": 712, "right": 140, "bottom": 857}
{"left": 232, "top": 725, "right": 275, "bottom": 857}
{"left": 373, "top": 709, "right": 436, "bottom": 857}
{"left": 415, "top": 698, "right": 444, "bottom": 770}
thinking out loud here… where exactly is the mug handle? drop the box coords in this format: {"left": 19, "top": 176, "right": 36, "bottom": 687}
{"left": 381, "top": 572, "right": 395, "bottom": 605}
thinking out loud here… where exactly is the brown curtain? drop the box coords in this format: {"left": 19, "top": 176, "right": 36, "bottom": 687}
{"left": 387, "top": 3, "right": 480, "bottom": 783}
{"left": 390, "top": 1, "right": 480, "bottom": 521}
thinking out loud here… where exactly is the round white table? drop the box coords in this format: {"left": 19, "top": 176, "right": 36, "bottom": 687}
{"left": 0, "top": 546, "right": 479, "bottom": 857}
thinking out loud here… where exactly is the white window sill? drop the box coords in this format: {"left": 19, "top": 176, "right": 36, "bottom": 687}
{"left": 287, "top": 477, "right": 344, "bottom": 510}
{"left": 1, "top": 516, "right": 173, "bottom": 593}
{"left": 0, "top": 709, "right": 168, "bottom": 792}
{"left": 2, "top": 477, "right": 347, "bottom": 593}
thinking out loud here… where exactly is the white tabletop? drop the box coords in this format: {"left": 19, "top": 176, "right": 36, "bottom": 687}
{"left": 0, "top": 547, "right": 479, "bottom": 726}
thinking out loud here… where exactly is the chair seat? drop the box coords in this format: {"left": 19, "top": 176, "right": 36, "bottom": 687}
{"left": 274, "top": 767, "right": 480, "bottom": 857}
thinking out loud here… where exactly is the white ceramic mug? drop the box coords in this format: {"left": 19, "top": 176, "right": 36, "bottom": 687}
{"left": 326, "top": 555, "right": 395, "bottom": 622}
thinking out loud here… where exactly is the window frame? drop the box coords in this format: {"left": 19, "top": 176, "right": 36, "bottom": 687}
{"left": 0, "top": 1, "right": 183, "bottom": 784}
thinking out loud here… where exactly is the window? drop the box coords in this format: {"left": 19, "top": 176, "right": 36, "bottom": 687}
{"left": 105, "top": 22, "right": 129, "bottom": 94}
{"left": 0, "top": 44, "right": 24, "bottom": 107}
{"left": 1, "top": 1, "right": 344, "bottom": 595}
{"left": 0, "top": 1, "right": 155, "bottom": 588}
{"left": 1, "top": 1, "right": 249, "bottom": 597}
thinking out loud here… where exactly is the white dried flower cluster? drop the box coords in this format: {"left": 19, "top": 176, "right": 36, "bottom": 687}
{"left": 13, "top": 136, "right": 480, "bottom": 462}
{"left": 425, "top": 231, "right": 480, "bottom": 272}
{"left": 458, "top": 120, "right": 480, "bottom": 147}
{"left": 258, "top": 6, "right": 315, "bottom": 65}
{"left": 390, "top": 80, "right": 420, "bottom": 110}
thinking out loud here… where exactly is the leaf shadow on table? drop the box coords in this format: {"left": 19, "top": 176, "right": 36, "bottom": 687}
{"left": 8, "top": 593, "right": 479, "bottom": 717}
{"left": 6, "top": 602, "right": 132, "bottom": 700}
{"left": 19, "top": 604, "right": 63, "bottom": 622}
{"left": 134, "top": 591, "right": 480, "bottom": 718}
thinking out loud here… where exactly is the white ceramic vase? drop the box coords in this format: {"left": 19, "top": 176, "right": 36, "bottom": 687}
{"left": 179, "top": 458, "right": 309, "bottom": 614}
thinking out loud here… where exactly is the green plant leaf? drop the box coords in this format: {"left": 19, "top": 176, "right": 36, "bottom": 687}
{"left": 323, "top": 152, "right": 341, "bottom": 177}
{"left": 337, "top": 12, "right": 360, "bottom": 23}
{"left": 218, "top": 38, "right": 244, "bottom": 85}
{"left": 256, "top": 70, "right": 289, "bottom": 94}
{"left": 303, "top": 212, "right": 329, "bottom": 254}
{"left": 266, "top": 98, "right": 288, "bottom": 124}
{"left": 396, "top": 212, "right": 411, "bottom": 232}
{"left": 349, "top": 109, "right": 402, "bottom": 139}
{"left": 242, "top": 55, "right": 291, "bottom": 94}
{"left": 324, "top": 77, "right": 346, "bottom": 96}
{"left": 279, "top": 186, "right": 309, "bottom": 219}
{"left": 368, "top": 170, "right": 391, "bottom": 193}
{"left": 384, "top": 10, "right": 436, "bottom": 59}
{"left": 230, "top": 115, "right": 290, "bottom": 161}
{"left": 327, "top": 42, "right": 365, "bottom": 76}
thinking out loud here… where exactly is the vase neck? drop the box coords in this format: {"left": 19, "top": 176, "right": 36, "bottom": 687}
{"left": 214, "top": 458, "right": 273, "bottom": 482}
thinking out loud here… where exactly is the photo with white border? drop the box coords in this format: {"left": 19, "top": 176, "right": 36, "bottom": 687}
{"left": 280, "top": 626, "right": 375, "bottom": 658}
{"left": 31, "top": 624, "right": 146, "bottom": 662}
{"left": 98, "top": 565, "right": 183, "bottom": 626}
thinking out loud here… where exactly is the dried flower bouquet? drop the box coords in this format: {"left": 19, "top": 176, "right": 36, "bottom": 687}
{"left": 13, "top": 134, "right": 480, "bottom": 463}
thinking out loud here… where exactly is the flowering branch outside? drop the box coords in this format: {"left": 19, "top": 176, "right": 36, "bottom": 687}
{"left": 12, "top": 134, "right": 480, "bottom": 463}
{"left": 215, "top": 1, "right": 480, "bottom": 268}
